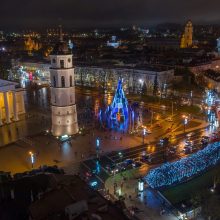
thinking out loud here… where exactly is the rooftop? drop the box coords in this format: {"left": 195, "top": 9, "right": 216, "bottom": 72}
{"left": 29, "top": 174, "right": 127, "bottom": 220}
{"left": 204, "top": 69, "right": 220, "bottom": 82}
{"left": 0, "top": 79, "right": 18, "bottom": 88}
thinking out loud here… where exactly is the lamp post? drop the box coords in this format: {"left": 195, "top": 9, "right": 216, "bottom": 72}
{"left": 29, "top": 151, "right": 34, "bottom": 169}
{"left": 139, "top": 79, "right": 143, "bottom": 93}
{"left": 118, "top": 151, "right": 123, "bottom": 163}
{"left": 150, "top": 111, "right": 154, "bottom": 127}
{"left": 96, "top": 138, "right": 100, "bottom": 158}
{"left": 182, "top": 115, "right": 188, "bottom": 133}
{"left": 190, "top": 90, "right": 193, "bottom": 106}
{"left": 142, "top": 128, "right": 146, "bottom": 144}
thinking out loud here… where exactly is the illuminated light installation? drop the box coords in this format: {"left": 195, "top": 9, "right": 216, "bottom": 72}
{"left": 102, "top": 79, "right": 129, "bottom": 131}
{"left": 145, "top": 142, "right": 220, "bottom": 189}
{"left": 107, "top": 79, "right": 128, "bottom": 121}
{"left": 99, "top": 79, "right": 138, "bottom": 132}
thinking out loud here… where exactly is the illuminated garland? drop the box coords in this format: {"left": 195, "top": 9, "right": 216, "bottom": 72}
{"left": 145, "top": 142, "right": 220, "bottom": 189}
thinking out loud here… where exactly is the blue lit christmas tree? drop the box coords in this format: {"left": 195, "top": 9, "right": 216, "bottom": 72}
{"left": 107, "top": 79, "right": 128, "bottom": 121}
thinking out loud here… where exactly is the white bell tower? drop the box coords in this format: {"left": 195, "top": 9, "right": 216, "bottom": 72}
{"left": 50, "top": 26, "right": 78, "bottom": 137}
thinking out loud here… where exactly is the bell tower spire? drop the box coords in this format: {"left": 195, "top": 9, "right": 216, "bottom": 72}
{"left": 59, "top": 25, "right": 63, "bottom": 42}
{"left": 49, "top": 26, "right": 78, "bottom": 137}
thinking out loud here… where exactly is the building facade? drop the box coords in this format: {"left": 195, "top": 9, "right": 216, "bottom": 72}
{"left": 75, "top": 66, "right": 174, "bottom": 93}
{"left": 50, "top": 32, "right": 78, "bottom": 137}
{"left": 0, "top": 79, "right": 25, "bottom": 126}
{"left": 12, "top": 60, "right": 175, "bottom": 93}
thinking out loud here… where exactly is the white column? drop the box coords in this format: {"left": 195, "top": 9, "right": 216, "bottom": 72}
{"left": 3, "top": 92, "right": 11, "bottom": 124}
{"left": 13, "top": 91, "right": 19, "bottom": 121}
{"left": 0, "top": 107, "right": 3, "bottom": 126}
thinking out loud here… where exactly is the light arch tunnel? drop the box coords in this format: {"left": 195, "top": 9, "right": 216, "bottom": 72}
{"left": 145, "top": 142, "right": 220, "bottom": 189}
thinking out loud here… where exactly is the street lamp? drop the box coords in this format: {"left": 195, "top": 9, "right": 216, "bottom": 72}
{"left": 139, "top": 79, "right": 143, "bottom": 92}
{"left": 138, "top": 179, "right": 144, "bottom": 192}
{"left": 96, "top": 138, "right": 100, "bottom": 158}
{"left": 142, "top": 128, "right": 146, "bottom": 144}
{"left": 29, "top": 151, "right": 34, "bottom": 169}
{"left": 118, "top": 151, "right": 123, "bottom": 163}
{"left": 190, "top": 90, "right": 193, "bottom": 106}
{"left": 150, "top": 111, "right": 154, "bottom": 127}
{"left": 182, "top": 115, "right": 188, "bottom": 133}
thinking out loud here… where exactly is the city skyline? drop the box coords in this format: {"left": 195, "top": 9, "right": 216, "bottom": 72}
{"left": 1, "top": 0, "right": 220, "bottom": 29}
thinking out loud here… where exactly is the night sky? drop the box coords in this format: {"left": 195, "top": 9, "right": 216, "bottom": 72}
{"left": 1, "top": 0, "right": 220, "bottom": 29}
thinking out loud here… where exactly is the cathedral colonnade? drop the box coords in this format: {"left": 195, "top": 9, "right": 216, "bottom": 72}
{"left": 0, "top": 87, "right": 25, "bottom": 126}
{"left": 0, "top": 91, "right": 19, "bottom": 125}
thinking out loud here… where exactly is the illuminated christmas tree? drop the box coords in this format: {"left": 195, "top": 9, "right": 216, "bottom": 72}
{"left": 107, "top": 79, "right": 128, "bottom": 121}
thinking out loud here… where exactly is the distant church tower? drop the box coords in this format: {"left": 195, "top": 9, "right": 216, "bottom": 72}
{"left": 50, "top": 26, "right": 78, "bottom": 137}
{"left": 180, "top": 20, "right": 193, "bottom": 48}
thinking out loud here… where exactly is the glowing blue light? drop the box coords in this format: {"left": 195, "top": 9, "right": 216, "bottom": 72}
{"left": 96, "top": 138, "right": 100, "bottom": 148}
{"left": 96, "top": 160, "right": 100, "bottom": 174}
{"left": 107, "top": 80, "right": 128, "bottom": 120}
{"left": 100, "top": 79, "right": 129, "bottom": 132}
{"left": 90, "top": 181, "right": 98, "bottom": 187}
{"left": 60, "top": 134, "right": 69, "bottom": 141}
{"left": 145, "top": 142, "right": 220, "bottom": 189}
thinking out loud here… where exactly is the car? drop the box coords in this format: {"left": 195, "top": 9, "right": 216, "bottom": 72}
{"left": 168, "top": 146, "right": 177, "bottom": 154}
{"left": 107, "top": 164, "right": 120, "bottom": 174}
{"left": 166, "top": 117, "right": 173, "bottom": 122}
{"left": 140, "top": 155, "right": 149, "bottom": 163}
{"left": 185, "top": 140, "right": 193, "bottom": 147}
{"left": 155, "top": 123, "right": 162, "bottom": 128}
{"left": 203, "top": 135, "right": 210, "bottom": 138}
{"left": 146, "top": 129, "right": 152, "bottom": 134}
{"left": 186, "top": 132, "right": 195, "bottom": 138}
{"left": 160, "top": 105, "right": 167, "bottom": 110}
{"left": 132, "top": 161, "right": 142, "bottom": 168}
{"left": 124, "top": 159, "right": 133, "bottom": 166}
{"left": 183, "top": 146, "right": 192, "bottom": 154}
{"left": 201, "top": 136, "right": 209, "bottom": 145}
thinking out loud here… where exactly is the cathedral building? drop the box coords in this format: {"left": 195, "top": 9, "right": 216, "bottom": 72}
{"left": 180, "top": 20, "right": 193, "bottom": 48}
{"left": 50, "top": 28, "right": 78, "bottom": 137}
{"left": 0, "top": 79, "right": 25, "bottom": 126}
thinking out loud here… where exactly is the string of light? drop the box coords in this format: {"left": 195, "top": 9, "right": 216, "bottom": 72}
{"left": 145, "top": 142, "right": 220, "bottom": 189}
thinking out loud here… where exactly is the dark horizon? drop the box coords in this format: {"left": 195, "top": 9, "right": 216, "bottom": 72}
{"left": 1, "top": 0, "right": 220, "bottom": 30}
